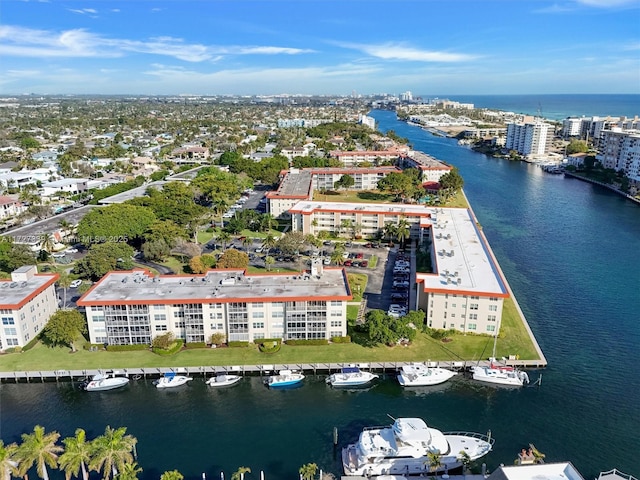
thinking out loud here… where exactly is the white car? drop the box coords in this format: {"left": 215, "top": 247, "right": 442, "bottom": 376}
{"left": 70, "top": 280, "right": 82, "bottom": 288}
{"left": 52, "top": 252, "right": 66, "bottom": 258}
{"left": 65, "top": 248, "right": 78, "bottom": 254}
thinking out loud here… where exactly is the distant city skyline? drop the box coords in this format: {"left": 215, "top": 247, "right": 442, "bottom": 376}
{"left": 1, "top": 0, "right": 639, "bottom": 96}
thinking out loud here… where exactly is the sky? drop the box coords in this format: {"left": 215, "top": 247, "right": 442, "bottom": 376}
{"left": 1, "top": 0, "right": 639, "bottom": 96}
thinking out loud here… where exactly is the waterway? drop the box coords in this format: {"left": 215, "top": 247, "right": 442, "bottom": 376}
{"left": 2, "top": 110, "right": 640, "bottom": 480}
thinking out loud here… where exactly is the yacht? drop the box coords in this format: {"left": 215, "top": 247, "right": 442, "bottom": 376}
{"left": 327, "top": 366, "right": 378, "bottom": 387}
{"left": 265, "top": 369, "right": 305, "bottom": 388}
{"left": 206, "top": 374, "right": 242, "bottom": 387}
{"left": 397, "top": 363, "right": 457, "bottom": 387}
{"left": 342, "top": 417, "right": 493, "bottom": 477}
{"left": 154, "top": 372, "right": 193, "bottom": 389}
{"left": 472, "top": 358, "right": 529, "bottom": 387}
{"left": 82, "top": 371, "right": 129, "bottom": 392}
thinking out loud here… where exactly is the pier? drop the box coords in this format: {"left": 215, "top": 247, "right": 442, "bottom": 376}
{"left": 0, "top": 358, "right": 547, "bottom": 383}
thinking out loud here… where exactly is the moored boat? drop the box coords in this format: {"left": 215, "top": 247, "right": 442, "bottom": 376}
{"left": 82, "top": 371, "right": 129, "bottom": 392}
{"left": 154, "top": 372, "right": 193, "bottom": 389}
{"left": 342, "top": 416, "right": 493, "bottom": 477}
{"left": 265, "top": 369, "right": 304, "bottom": 388}
{"left": 472, "top": 358, "right": 529, "bottom": 387}
{"left": 327, "top": 366, "right": 378, "bottom": 387}
{"left": 397, "top": 363, "right": 457, "bottom": 386}
{"left": 206, "top": 374, "right": 242, "bottom": 387}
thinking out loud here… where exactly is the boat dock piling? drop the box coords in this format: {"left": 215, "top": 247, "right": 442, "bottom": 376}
{"left": 0, "top": 359, "right": 547, "bottom": 383}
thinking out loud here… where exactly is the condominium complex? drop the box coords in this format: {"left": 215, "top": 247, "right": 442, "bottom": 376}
{"left": 266, "top": 166, "right": 402, "bottom": 218}
{"left": 329, "top": 149, "right": 406, "bottom": 167}
{"left": 77, "top": 265, "right": 352, "bottom": 346}
{"left": 397, "top": 151, "right": 453, "bottom": 183}
{"left": 597, "top": 128, "right": 640, "bottom": 184}
{"left": 416, "top": 208, "right": 508, "bottom": 334}
{"left": 506, "top": 121, "right": 553, "bottom": 157}
{"left": 0, "top": 266, "right": 59, "bottom": 349}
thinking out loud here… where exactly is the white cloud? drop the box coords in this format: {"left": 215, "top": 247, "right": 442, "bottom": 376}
{"left": 338, "top": 42, "right": 477, "bottom": 62}
{"left": 0, "top": 25, "right": 314, "bottom": 62}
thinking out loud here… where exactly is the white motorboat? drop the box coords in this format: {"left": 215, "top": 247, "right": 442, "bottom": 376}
{"left": 82, "top": 371, "right": 129, "bottom": 392}
{"left": 206, "top": 374, "right": 242, "bottom": 387}
{"left": 472, "top": 358, "right": 529, "bottom": 387}
{"left": 397, "top": 363, "right": 457, "bottom": 387}
{"left": 327, "top": 366, "right": 378, "bottom": 387}
{"left": 342, "top": 416, "right": 493, "bottom": 477}
{"left": 154, "top": 372, "right": 193, "bottom": 389}
{"left": 265, "top": 369, "right": 305, "bottom": 388}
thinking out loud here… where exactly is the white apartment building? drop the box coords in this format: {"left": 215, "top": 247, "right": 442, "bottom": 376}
{"left": 77, "top": 265, "right": 352, "bottom": 346}
{"left": 416, "top": 208, "right": 508, "bottom": 335}
{"left": 562, "top": 118, "right": 583, "bottom": 138}
{"left": 505, "top": 121, "right": 553, "bottom": 157}
{"left": 597, "top": 128, "right": 640, "bottom": 183}
{"left": 0, "top": 266, "right": 59, "bottom": 350}
{"left": 359, "top": 114, "right": 376, "bottom": 129}
{"left": 0, "top": 196, "right": 26, "bottom": 220}
{"left": 329, "top": 150, "right": 401, "bottom": 167}
{"left": 397, "top": 151, "right": 452, "bottom": 183}
{"left": 41, "top": 178, "right": 89, "bottom": 197}
{"left": 266, "top": 167, "right": 402, "bottom": 218}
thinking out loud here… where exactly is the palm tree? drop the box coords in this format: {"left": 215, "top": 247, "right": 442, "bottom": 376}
{"left": 426, "top": 451, "right": 442, "bottom": 475}
{"left": 242, "top": 236, "right": 253, "bottom": 251}
{"left": 383, "top": 223, "right": 397, "bottom": 243}
{"left": 230, "top": 467, "right": 251, "bottom": 480}
{"left": 264, "top": 255, "right": 275, "bottom": 271}
{"left": 218, "top": 232, "right": 231, "bottom": 251}
{"left": 299, "top": 463, "right": 318, "bottom": 480}
{"left": 115, "top": 462, "right": 142, "bottom": 480}
{"left": 57, "top": 271, "right": 72, "bottom": 309}
{"left": 89, "top": 426, "right": 137, "bottom": 480}
{"left": 330, "top": 249, "right": 345, "bottom": 266}
{"left": 259, "top": 213, "right": 277, "bottom": 233}
{"left": 15, "top": 425, "right": 62, "bottom": 480}
{"left": 262, "top": 234, "right": 277, "bottom": 256}
{"left": 159, "top": 471, "right": 183, "bottom": 480}
{"left": 0, "top": 440, "right": 19, "bottom": 480}
{"left": 396, "top": 219, "right": 410, "bottom": 248}
{"left": 41, "top": 234, "right": 56, "bottom": 254}
{"left": 59, "top": 429, "right": 92, "bottom": 480}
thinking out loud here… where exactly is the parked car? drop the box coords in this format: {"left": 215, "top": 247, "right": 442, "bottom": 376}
{"left": 52, "top": 252, "right": 66, "bottom": 258}
{"left": 360, "top": 260, "right": 368, "bottom": 267}
{"left": 69, "top": 279, "right": 82, "bottom": 288}
{"left": 65, "top": 248, "right": 78, "bottom": 254}
{"left": 355, "top": 252, "right": 364, "bottom": 259}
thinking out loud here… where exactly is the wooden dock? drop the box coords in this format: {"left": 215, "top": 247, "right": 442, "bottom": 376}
{"left": 0, "top": 358, "right": 547, "bottom": 383}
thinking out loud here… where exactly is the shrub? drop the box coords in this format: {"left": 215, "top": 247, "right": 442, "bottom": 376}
{"left": 210, "top": 332, "right": 226, "bottom": 346}
{"left": 22, "top": 336, "right": 40, "bottom": 352}
{"left": 84, "top": 343, "right": 104, "bottom": 351}
{"left": 285, "top": 339, "right": 328, "bottom": 346}
{"left": 228, "top": 341, "right": 250, "bottom": 348}
{"left": 258, "top": 340, "right": 281, "bottom": 353}
{"left": 184, "top": 342, "right": 207, "bottom": 349}
{"left": 106, "top": 344, "right": 149, "bottom": 352}
{"left": 152, "top": 332, "right": 176, "bottom": 349}
{"left": 152, "top": 339, "right": 184, "bottom": 355}
{"left": 330, "top": 335, "right": 351, "bottom": 343}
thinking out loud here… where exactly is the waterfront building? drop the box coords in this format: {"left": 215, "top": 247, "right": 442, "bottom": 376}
{"left": 77, "top": 265, "right": 351, "bottom": 346}
{"left": 597, "top": 128, "right": 640, "bottom": 184}
{"left": 416, "top": 208, "right": 508, "bottom": 335}
{"left": 505, "top": 120, "right": 553, "bottom": 158}
{"left": 488, "top": 463, "right": 585, "bottom": 480}
{"left": 562, "top": 117, "right": 583, "bottom": 138}
{"left": 0, "top": 266, "right": 59, "bottom": 350}
{"left": 266, "top": 166, "right": 402, "bottom": 218}
{"left": 462, "top": 127, "right": 507, "bottom": 140}
{"left": 359, "top": 114, "right": 376, "bottom": 129}
{"left": 397, "top": 150, "right": 453, "bottom": 183}
{"left": 329, "top": 149, "right": 405, "bottom": 167}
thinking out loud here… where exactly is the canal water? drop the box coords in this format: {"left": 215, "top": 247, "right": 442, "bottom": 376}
{"left": 2, "top": 110, "right": 639, "bottom": 480}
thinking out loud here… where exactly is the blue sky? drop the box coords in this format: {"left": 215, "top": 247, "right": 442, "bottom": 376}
{"left": 1, "top": 0, "right": 639, "bottom": 96}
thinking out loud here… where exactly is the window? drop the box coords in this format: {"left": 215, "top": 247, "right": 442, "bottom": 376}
{"left": 330, "top": 320, "right": 342, "bottom": 327}
{"left": 470, "top": 303, "right": 479, "bottom": 310}
{"left": 489, "top": 297, "right": 498, "bottom": 301}
{"left": 175, "top": 321, "right": 185, "bottom": 329}
{"left": 92, "top": 316, "right": 105, "bottom": 323}
{"left": 6, "top": 338, "right": 19, "bottom": 346}
{"left": 252, "top": 312, "right": 264, "bottom": 319}
{"left": 1, "top": 317, "right": 15, "bottom": 325}
{"left": 252, "top": 302, "right": 264, "bottom": 308}
{"left": 486, "top": 325, "right": 496, "bottom": 332}
{"left": 330, "top": 311, "right": 342, "bottom": 317}
{"left": 154, "top": 314, "right": 167, "bottom": 322}
{"left": 330, "top": 300, "right": 342, "bottom": 306}
{"left": 488, "top": 315, "right": 496, "bottom": 322}
{"left": 155, "top": 324, "right": 168, "bottom": 331}
{"left": 489, "top": 305, "right": 498, "bottom": 312}
{"left": 4, "top": 328, "right": 17, "bottom": 336}
{"left": 468, "top": 323, "right": 477, "bottom": 330}
{"left": 253, "top": 333, "right": 265, "bottom": 340}
{"left": 252, "top": 322, "right": 264, "bottom": 329}
{"left": 153, "top": 305, "right": 166, "bottom": 310}
{"left": 469, "top": 313, "right": 478, "bottom": 320}
{"left": 272, "top": 311, "right": 284, "bottom": 318}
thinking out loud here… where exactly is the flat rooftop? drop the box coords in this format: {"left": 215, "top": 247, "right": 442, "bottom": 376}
{"left": 78, "top": 268, "right": 352, "bottom": 305}
{"left": 404, "top": 150, "right": 451, "bottom": 169}
{"left": 268, "top": 170, "right": 313, "bottom": 198}
{"left": 417, "top": 208, "right": 507, "bottom": 296}
{"left": 289, "top": 200, "right": 436, "bottom": 217}
{"left": 0, "top": 274, "right": 58, "bottom": 309}
{"left": 488, "top": 463, "right": 585, "bottom": 480}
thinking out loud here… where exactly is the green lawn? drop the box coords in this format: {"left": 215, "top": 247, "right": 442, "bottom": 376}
{"left": 347, "top": 273, "right": 368, "bottom": 302}
{"left": 0, "top": 322, "right": 540, "bottom": 372}
{"left": 313, "top": 190, "right": 397, "bottom": 204}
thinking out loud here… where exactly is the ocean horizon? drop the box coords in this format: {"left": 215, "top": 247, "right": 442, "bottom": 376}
{"left": 416, "top": 93, "right": 640, "bottom": 121}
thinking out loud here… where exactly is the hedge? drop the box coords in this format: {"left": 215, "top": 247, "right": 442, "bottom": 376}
{"left": 228, "top": 341, "right": 250, "bottom": 348}
{"left": 184, "top": 342, "right": 207, "bottom": 349}
{"left": 330, "top": 335, "right": 352, "bottom": 343}
{"left": 107, "top": 344, "right": 149, "bottom": 352}
{"left": 284, "top": 339, "right": 329, "bottom": 346}
{"left": 152, "top": 340, "right": 184, "bottom": 356}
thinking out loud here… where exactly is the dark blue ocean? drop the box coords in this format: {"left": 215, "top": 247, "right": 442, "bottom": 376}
{"left": 2, "top": 101, "right": 640, "bottom": 480}
{"left": 418, "top": 94, "right": 640, "bottom": 120}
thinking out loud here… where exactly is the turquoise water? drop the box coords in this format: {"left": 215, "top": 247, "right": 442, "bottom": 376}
{"left": 2, "top": 110, "right": 640, "bottom": 480}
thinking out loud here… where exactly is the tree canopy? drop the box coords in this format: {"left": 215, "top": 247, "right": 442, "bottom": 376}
{"left": 76, "top": 204, "right": 157, "bottom": 244}
{"left": 41, "top": 310, "right": 87, "bottom": 351}
{"left": 216, "top": 249, "right": 249, "bottom": 269}
{"left": 74, "top": 242, "right": 135, "bottom": 280}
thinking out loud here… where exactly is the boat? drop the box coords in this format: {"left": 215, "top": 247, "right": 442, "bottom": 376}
{"left": 342, "top": 416, "right": 494, "bottom": 477}
{"left": 82, "top": 371, "right": 129, "bottom": 392}
{"left": 472, "top": 359, "right": 529, "bottom": 387}
{"left": 472, "top": 333, "right": 529, "bottom": 387}
{"left": 597, "top": 469, "right": 638, "bottom": 480}
{"left": 154, "top": 372, "right": 193, "bottom": 389}
{"left": 206, "top": 374, "right": 242, "bottom": 387}
{"left": 265, "top": 369, "right": 305, "bottom": 388}
{"left": 397, "top": 362, "right": 457, "bottom": 386}
{"left": 327, "top": 366, "right": 378, "bottom": 387}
